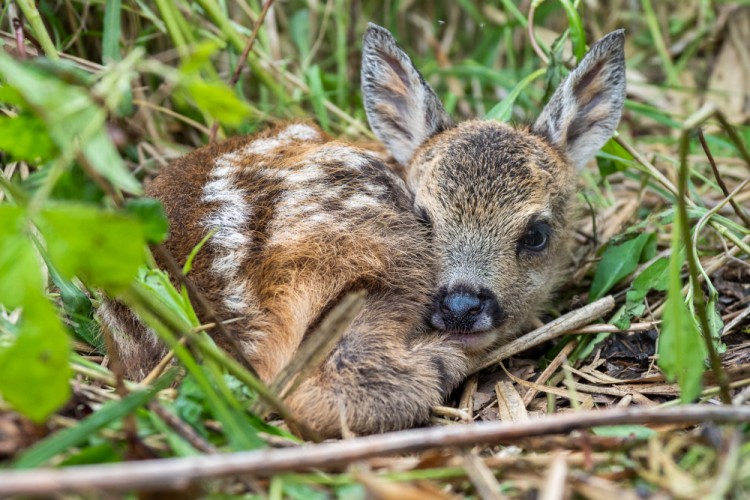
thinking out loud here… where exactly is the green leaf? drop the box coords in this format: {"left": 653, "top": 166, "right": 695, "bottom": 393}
{"left": 124, "top": 198, "right": 169, "bottom": 244}
{"left": 589, "top": 232, "right": 655, "bottom": 301}
{"left": 485, "top": 68, "right": 546, "bottom": 122}
{"left": 0, "top": 206, "right": 43, "bottom": 307}
{"left": 44, "top": 254, "right": 102, "bottom": 351}
{"left": 0, "top": 52, "right": 141, "bottom": 194}
{"left": 597, "top": 138, "right": 634, "bottom": 177}
{"left": 13, "top": 369, "right": 176, "bottom": 468}
{"left": 179, "top": 41, "right": 223, "bottom": 76}
{"left": 59, "top": 443, "right": 123, "bottom": 466}
{"left": 592, "top": 425, "right": 656, "bottom": 439}
{"left": 0, "top": 301, "right": 72, "bottom": 423}
{"left": 659, "top": 219, "right": 706, "bottom": 402}
{"left": 36, "top": 205, "right": 145, "bottom": 293}
{"left": 0, "top": 114, "right": 59, "bottom": 163}
{"left": 613, "top": 257, "right": 669, "bottom": 329}
{"left": 183, "top": 81, "right": 251, "bottom": 127}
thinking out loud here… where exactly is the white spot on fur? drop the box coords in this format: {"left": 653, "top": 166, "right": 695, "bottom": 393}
{"left": 343, "top": 194, "right": 380, "bottom": 209}
{"left": 245, "top": 138, "right": 283, "bottom": 155}
{"left": 201, "top": 151, "right": 255, "bottom": 313}
{"left": 278, "top": 123, "right": 320, "bottom": 141}
{"left": 309, "top": 146, "right": 370, "bottom": 170}
{"left": 244, "top": 124, "right": 320, "bottom": 156}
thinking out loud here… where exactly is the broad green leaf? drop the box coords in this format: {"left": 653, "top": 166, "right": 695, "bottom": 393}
{"left": 13, "top": 369, "right": 176, "bottom": 468}
{"left": 613, "top": 257, "right": 669, "bottom": 329}
{"left": 659, "top": 218, "right": 706, "bottom": 402}
{"left": 0, "top": 301, "right": 71, "bottom": 423}
{"left": 0, "top": 206, "right": 43, "bottom": 307}
{"left": 485, "top": 68, "right": 546, "bottom": 122}
{"left": 179, "top": 41, "right": 223, "bottom": 76}
{"left": 0, "top": 52, "right": 141, "bottom": 193}
{"left": 124, "top": 198, "right": 169, "bottom": 244}
{"left": 36, "top": 205, "right": 145, "bottom": 293}
{"left": 597, "top": 138, "right": 635, "bottom": 177}
{"left": 589, "top": 232, "right": 655, "bottom": 301}
{"left": 284, "top": 482, "right": 329, "bottom": 500}
{"left": 183, "top": 81, "right": 251, "bottom": 126}
{"left": 0, "top": 114, "right": 58, "bottom": 163}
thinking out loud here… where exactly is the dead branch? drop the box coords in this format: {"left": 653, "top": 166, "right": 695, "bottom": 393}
{"left": 2, "top": 405, "right": 749, "bottom": 495}
{"left": 477, "top": 296, "right": 616, "bottom": 372}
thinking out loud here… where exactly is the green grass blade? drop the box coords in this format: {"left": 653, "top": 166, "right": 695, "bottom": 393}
{"left": 102, "top": 0, "right": 122, "bottom": 63}
{"left": 558, "top": 0, "right": 586, "bottom": 62}
{"left": 485, "top": 68, "right": 545, "bottom": 122}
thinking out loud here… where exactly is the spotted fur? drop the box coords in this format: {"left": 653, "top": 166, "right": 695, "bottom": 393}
{"left": 102, "top": 26, "right": 625, "bottom": 437}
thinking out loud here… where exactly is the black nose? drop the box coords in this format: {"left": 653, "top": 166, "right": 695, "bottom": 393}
{"left": 433, "top": 286, "right": 503, "bottom": 332}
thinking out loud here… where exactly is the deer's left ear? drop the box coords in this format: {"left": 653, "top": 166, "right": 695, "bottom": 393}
{"left": 362, "top": 23, "right": 453, "bottom": 165}
{"left": 533, "top": 30, "right": 626, "bottom": 169}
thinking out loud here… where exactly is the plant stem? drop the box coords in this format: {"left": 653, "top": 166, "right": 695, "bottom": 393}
{"left": 677, "top": 132, "right": 732, "bottom": 404}
{"left": 14, "top": 0, "right": 59, "bottom": 60}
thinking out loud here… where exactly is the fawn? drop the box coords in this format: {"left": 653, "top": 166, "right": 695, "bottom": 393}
{"left": 100, "top": 24, "right": 626, "bottom": 437}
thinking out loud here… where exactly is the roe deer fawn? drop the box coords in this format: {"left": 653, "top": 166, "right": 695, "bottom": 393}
{"left": 101, "top": 24, "right": 626, "bottom": 437}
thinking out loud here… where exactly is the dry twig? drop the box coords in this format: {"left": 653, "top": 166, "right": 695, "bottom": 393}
{"left": 1, "top": 406, "right": 749, "bottom": 495}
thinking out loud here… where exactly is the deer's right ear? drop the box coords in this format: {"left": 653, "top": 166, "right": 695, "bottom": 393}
{"left": 362, "top": 24, "right": 452, "bottom": 166}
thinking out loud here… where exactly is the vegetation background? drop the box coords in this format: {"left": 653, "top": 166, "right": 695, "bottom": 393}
{"left": 1, "top": 0, "right": 749, "bottom": 497}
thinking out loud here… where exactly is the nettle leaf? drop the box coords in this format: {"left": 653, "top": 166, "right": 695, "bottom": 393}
{"left": 0, "top": 301, "right": 72, "bottom": 423}
{"left": 124, "top": 198, "right": 169, "bottom": 244}
{"left": 659, "top": 223, "right": 706, "bottom": 402}
{"left": 590, "top": 232, "right": 655, "bottom": 301}
{"left": 0, "top": 114, "right": 59, "bottom": 163}
{"left": 36, "top": 205, "right": 145, "bottom": 293}
{"left": 182, "top": 81, "right": 251, "bottom": 126}
{"left": 0, "top": 51, "right": 141, "bottom": 194}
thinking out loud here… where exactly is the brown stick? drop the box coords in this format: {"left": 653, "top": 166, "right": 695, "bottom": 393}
{"left": 208, "top": 0, "right": 275, "bottom": 143}
{"left": 697, "top": 128, "right": 750, "bottom": 228}
{"left": 476, "top": 296, "right": 616, "bottom": 372}
{"left": 2, "top": 405, "right": 750, "bottom": 495}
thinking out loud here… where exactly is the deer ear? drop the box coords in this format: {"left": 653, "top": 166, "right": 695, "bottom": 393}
{"left": 362, "top": 23, "right": 453, "bottom": 165}
{"left": 533, "top": 30, "right": 626, "bottom": 169}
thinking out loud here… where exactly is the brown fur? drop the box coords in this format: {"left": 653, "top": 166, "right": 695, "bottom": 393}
{"left": 101, "top": 26, "right": 626, "bottom": 438}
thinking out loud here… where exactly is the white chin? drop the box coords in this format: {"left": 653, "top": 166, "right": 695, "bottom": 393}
{"left": 446, "top": 330, "right": 497, "bottom": 352}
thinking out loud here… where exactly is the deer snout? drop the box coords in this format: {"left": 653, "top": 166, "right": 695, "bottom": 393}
{"left": 431, "top": 285, "right": 505, "bottom": 334}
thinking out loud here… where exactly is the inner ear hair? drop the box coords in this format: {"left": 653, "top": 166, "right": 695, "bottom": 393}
{"left": 532, "top": 30, "right": 626, "bottom": 169}
{"left": 361, "top": 23, "right": 453, "bottom": 166}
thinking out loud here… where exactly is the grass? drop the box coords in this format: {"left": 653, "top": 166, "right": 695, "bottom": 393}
{"left": 1, "top": 0, "right": 750, "bottom": 497}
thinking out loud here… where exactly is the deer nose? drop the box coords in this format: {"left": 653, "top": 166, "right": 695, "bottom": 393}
{"left": 432, "top": 286, "right": 502, "bottom": 332}
{"left": 441, "top": 292, "right": 482, "bottom": 317}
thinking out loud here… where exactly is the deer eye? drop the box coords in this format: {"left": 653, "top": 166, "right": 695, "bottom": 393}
{"left": 518, "top": 222, "right": 551, "bottom": 253}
